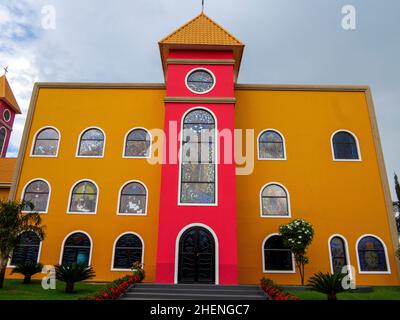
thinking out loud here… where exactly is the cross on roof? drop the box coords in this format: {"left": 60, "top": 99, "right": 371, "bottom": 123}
{"left": 3, "top": 66, "right": 8, "bottom": 76}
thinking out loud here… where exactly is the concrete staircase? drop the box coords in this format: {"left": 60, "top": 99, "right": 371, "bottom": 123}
{"left": 120, "top": 283, "right": 267, "bottom": 300}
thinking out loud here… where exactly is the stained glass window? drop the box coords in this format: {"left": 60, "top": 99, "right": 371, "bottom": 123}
{"left": 113, "top": 234, "right": 143, "bottom": 269}
{"left": 69, "top": 181, "right": 97, "bottom": 213}
{"left": 3, "top": 109, "right": 11, "bottom": 122}
{"left": 23, "top": 180, "right": 50, "bottom": 212}
{"left": 358, "top": 236, "right": 388, "bottom": 272}
{"left": 263, "top": 235, "right": 293, "bottom": 271}
{"left": 330, "top": 236, "right": 348, "bottom": 274}
{"left": 78, "top": 128, "right": 104, "bottom": 156}
{"left": 124, "top": 129, "right": 151, "bottom": 157}
{"left": 32, "top": 128, "right": 59, "bottom": 156}
{"left": 259, "top": 130, "right": 285, "bottom": 159}
{"left": 332, "top": 131, "right": 359, "bottom": 160}
{"left": 10, "top": 231, "right": 41, "bottom": 266}
{"left": 0, "top": 127, "right": 6, "bottom": 155}
{"left": 61, "top": 232, "right": 91, "bottom": 266}
{"left": 261, "top": 184, "right": 289, "bottom": 216}
{"left": 119, "top": 182, "right": 147, "bottom": 214}
{"left": 186, "top": 70, "right": 215, "bottom": 93}
{"left": 180, "top": 109, "right": 216, "bottom": 204}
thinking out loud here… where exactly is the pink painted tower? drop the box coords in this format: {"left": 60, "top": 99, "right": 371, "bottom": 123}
{"left": 155, "top": 13, "right": 244, "bottom": 284}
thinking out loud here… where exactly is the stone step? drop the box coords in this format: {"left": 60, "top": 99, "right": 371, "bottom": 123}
{"left": 133, "top": 283, "right": 260, "bottom": 291}
{"left": 120, "top": 292, "right": 266, "bottom": 300}
{"left": 128, "top": 287, "right": 265, "bottom": 296}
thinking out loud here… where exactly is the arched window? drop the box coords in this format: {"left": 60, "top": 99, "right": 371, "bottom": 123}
{"left": 22, "top": 179, "right": 50, "bottom": 213}
{"left": 261, "top": 183, "right": 289, "bottom": 217}
{"left": 32, "top": 127, "right": 60, "bottom": 156}
{"left": 329, "top": 236, "right": 348, "bottom": 274}
{"left": 61, "top": 232, "right": 91, "bottom": 266}
{"left": 357, "top": 236, "right": 388, "bottom": 272}
{"left": 68, "top": 180, "right": 98, "bottom": 213}
{"left": 263, "top": 235, "right": 293, "bottom": 272}
{"left": 124, "top": 128, "right": 151, "bottom": 157}
{"left": 180, "top": 109, "right": 216, "bottom": 204}
{"left": 10, "top": 231, "right": 41, "bottom": 266}
{"left": 112, "top": 233, "right": 143, "bottom": 270}
{"left": 77, "top": 128, "right": 105, "bottom": 157}
{"left": 332, "top": 131, "right": 360, "bottom": 160}
{"left": 258, "top": 130, "right": 285, "bottom": 159}
{"left": 118, "top": 181, "right": 147, "bottom": 214}
{"left": 0, "top": 127, "right": 6, "bottom": 155}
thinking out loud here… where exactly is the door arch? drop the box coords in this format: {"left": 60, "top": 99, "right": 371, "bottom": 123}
{"left": 176, "top": 224, "right": 217, "bottom": 284}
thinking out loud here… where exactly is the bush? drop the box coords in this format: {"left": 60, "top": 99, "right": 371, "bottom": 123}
{"left": 307, "top": 271, "right": 346, "bottom": 300}
{"left": 11, "top": 262, "right": 43, "bottom": 284}
{"left": 260, "top": 277, "right": 300, "bottom": 301}
{"left": 131, "top": 261, "right": 145, "bottom": 282}
{"left": 82, "top": 275, "right": 140, "bottom": 300}
{"left": 55, "top": 263, "right": 95, "bottom": 293}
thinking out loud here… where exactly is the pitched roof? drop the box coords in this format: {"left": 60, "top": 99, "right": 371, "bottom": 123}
{"left": 0, "top": 75, "right": 21, "bottom": 114}
{"left": 0, "top": 158, "right": 17, "bottom": 185}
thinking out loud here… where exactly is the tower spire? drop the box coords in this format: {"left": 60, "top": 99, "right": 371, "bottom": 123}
{"left": 202, "top": 0, "right": 205, "bottom": 13}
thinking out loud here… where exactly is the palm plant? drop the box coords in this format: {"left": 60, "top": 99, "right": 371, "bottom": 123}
{"left": 11, "top": 262, "right": 43, "bottom": 284}
{"left": 0, "top": 200, "right": 45, "bottom": 289}
{"left": 307, "top": 271, "right": 346, "bottom": 300}
{"left": 55, "top": 263, "right": 95, "bottom": 293}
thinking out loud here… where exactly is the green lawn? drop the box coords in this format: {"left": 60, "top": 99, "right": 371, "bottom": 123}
{"left": 0, "top": 279, "right": 107, "bottom": 300}
{"left": 288, "top": 287, "right": 400, "bottom": 300}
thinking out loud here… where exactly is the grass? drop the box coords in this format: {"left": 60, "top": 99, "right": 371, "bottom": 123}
{"left": 0, "top": 279, "right": 107, "bottom": 300}
{"left": 288, "top": 286, "right": 400, "bottom": 300}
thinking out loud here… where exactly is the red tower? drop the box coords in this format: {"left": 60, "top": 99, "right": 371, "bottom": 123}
{"left": 155, "top": 13, "right": 244, "bottom": 284}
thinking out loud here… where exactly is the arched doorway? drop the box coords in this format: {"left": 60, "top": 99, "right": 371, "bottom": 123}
{"left": 178, "top": 226, "right": 216, "bottom": 284}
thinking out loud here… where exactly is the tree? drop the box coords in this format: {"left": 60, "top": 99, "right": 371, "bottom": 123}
{"left": 55, "top": 264, "right": 95, "bottom": 293}
{"left": 307, "top": 272, "right": 346, "bottom": 300}
{"left": 279, "top": 219, "right": 314, "bottom": 285}
{"left": 11, "top": 262, "right": 43, "bottom": 284}
{"left": 395, "top": 173, "right": 400, "bottom": 204}
{"left": 0, "top": 200, "right": 45, "bottom": 289}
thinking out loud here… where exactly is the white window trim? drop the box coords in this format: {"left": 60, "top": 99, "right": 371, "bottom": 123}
{"left": 355, "top": 234, "right": 391, "bottom": 275}
{"left": 257, "top": 129, "right": 287, "bottom": 161}
{"left": 259, "top": 182, "right": 291, "bottom": 218}
{"left": 174, "top": 223, "right": 219, "bottom": 284}
{"left": 3, "top": 109, "right": 11, "bottom": 123}
{"left": 20, "top": 178, "right": 52, "bottom": 214}
{"left": 75, "top": 126, "right": 106, "bottom": 158}
{"left": 327, "top": 234, "right": 353, "bottom": 278}
{"left": 0, "top": 126, "right": 7, "bottom": 156}
{"left": 30, "top": 126, "right": 61, "bottom": 158}
{"left": 66, "top": 179, "right": 99, "bottom": 215}
{"left": 184, "top": 67, "right": 217, "bottom": 95}
{"left": 122, "top": 127, "right": 152, "bottom": 159}
{"left": 7, "top": 231, "right": 43, "bottom": 268}
{"left": 110, "top": 232, "right": 145, "bottom": 272}
{"left": 177, "top": 106, "right": 218, "bottom": 207}
{"left": 262, "top": 233, "right": 296, "bottom": 274}
{"left": 331, "top": 129, "right": 362, "bottom": 162}
{"left": 59, "top": 230, "right": 93, "bottom": 265}
{"left": 116, "top": 180, "right": 148, "bottom": 216}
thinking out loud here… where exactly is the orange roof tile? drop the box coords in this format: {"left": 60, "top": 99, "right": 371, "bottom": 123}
{"left": 0, "top": 158, "right": 16, "bottom": 184}
{"left": 0, "top": 75, "right": 21, "bottom": 114}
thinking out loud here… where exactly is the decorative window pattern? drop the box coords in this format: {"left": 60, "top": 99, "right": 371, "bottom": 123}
{"left": 263, "top": 235, "right": 293, "bottom": 272}
{"left": 0, "top": 127, "right": 6, "bottom": 155}
{"left": 32, "top": 128, "right": 59, "bottom": 156}
{"left": 113, "top": 234, "right": 143, "bottom": 269}
{"left": 22, "top": 180, "right": 50, "bottom": 212}
{"left": 258, "top": 130, "right": 285, "bottom": 159}
{"left": 78, "top": 128, "right": 104, "bottom": 156}
{"left": 10, "top": 231, "right": 41, "bottom": 266}
{"left": 357, "top": 236, "right": 388, "bottom": 272}
{"left": 119, "top": 182, "right": 147, "bottom": 214}
{"left": 180, "top": 109, "right": 216, "bottom": 204}
{"left": 124, "top": 129, "right": 151, "bottom": 157}
{"left": 330, "top": 236, "right": 348, "bottom": 274}
{"left": 186, "top": 69, "right": 215, "bottom": 93}
{"left": 332, "top": 131, "right": 359, "bottom": 160}
{"left": 61, "top": 232, "right": 91, "bottom": 266}
{"left": 69, "top": 181, "right": 98, "bottom": 213}
{"left": 3, "top": 109, "right": 11, "bottom": 122}
{"left": 261, "top": 184, "right": 289, "bottom": 216}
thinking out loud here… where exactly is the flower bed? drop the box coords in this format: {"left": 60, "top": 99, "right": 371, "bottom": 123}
{"left": 260, "top": 278, "right": 300, "bottom": 301}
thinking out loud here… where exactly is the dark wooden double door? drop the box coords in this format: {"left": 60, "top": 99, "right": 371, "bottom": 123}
{"left": 178, "top": 226, "right": 215, "bottom": 284}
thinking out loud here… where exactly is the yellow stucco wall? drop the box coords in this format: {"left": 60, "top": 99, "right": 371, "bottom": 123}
{"left": 235, "top": 89, "right": 399, "bottom": 286}
{"left": 0, "top": 188, "right": 10, "bottom": 201}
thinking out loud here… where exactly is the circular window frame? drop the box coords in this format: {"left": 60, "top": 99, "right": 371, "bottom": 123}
{"left": 185, "top": 68, "right": 216, "bottom": 95}
{"left": 3, "top": 109, "right": 11, "bottom": 122}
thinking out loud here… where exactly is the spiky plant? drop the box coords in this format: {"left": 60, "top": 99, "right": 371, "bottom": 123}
{"left": 11, "top": 262, "right": 43, "bottom": 284}
{"left": 307, "top": 271, "right": 346, "bottom": 300}
{"left": 55, "top": 264, "right": 95, "bottom": 293}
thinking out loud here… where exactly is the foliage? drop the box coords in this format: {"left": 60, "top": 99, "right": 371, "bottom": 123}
{"left": 307, "top": 272, "right": 346, "bottom": 300}
{"left": 395, "top": 173, "right": 400, "bottom": 203}
{"left": 11, "top": 262, "right": 43, "bottom": 284}
{"left": 55, "top": 264, "right": 95, "bottom": 293}
{"left": 279, "top": 219, "right": 314, "bottom": 285}
{"left": 131, "top": 261, "right": 145, "bottom": 282}
{"left": 396, "top": 247, "right": 400, "bottom": 260}
{"left": 0, "top": 200, "right": 46, "bottom": 289}
{"left": 260, "top": 277, "right": 300, "bottom": 300}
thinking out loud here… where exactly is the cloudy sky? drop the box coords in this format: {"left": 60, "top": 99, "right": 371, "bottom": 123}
{"left": 0, "top": 0, "right": 399, "bottom": 199}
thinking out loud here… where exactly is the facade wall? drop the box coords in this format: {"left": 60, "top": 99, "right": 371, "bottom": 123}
{"left": 0, "top": 100, "right": 16, "bottom": 157}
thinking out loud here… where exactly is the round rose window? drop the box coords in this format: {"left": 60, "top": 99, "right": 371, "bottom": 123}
{"left": 186, "top": 69, "right": 215, "bottom": 94}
